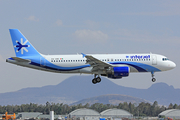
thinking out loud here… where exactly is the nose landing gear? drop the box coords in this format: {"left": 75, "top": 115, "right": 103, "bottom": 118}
{"left": 92, "top": 74, "right": 101, "bottom": 84}
{"left": 151, "top": 72, "right": 156, "bottom": 82}
{"left": 152, "top": 78, "right": 156, "bottom": 82}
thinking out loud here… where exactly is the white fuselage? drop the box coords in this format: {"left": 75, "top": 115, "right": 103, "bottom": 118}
{"left": 7, "top": 53, "right": 176, "bottom": 75}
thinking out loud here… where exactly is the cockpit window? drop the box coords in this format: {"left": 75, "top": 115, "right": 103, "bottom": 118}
{"left": 162, "top": 58, "right": 169, "bottom": 61}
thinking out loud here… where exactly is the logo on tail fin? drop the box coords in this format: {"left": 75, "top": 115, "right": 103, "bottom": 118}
{"left": 14, "top": 38, "right": 30, "bottom": 54}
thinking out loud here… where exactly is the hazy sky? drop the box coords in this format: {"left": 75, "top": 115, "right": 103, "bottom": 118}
{"left": 0, "top": 0, "right": 180, "bottom": 93}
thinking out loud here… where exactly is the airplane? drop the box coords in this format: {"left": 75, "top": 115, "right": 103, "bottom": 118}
{"left": 6, "top": 29, "right": 176, "bottom": 84}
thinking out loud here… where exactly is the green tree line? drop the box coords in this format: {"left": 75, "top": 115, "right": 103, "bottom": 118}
{"left": 0, "top": 101, "right": 180, "bottom": 116}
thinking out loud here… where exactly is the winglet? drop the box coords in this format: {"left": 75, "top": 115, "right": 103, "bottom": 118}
{"left": 81, "top": 53, "right": 86, "bottom": 58}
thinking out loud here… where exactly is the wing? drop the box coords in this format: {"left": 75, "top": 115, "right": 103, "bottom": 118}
{"left": 82, "top": 53, "right": 112, "bottom": 73}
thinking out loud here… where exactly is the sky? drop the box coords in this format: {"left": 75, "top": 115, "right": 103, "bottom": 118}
{"left": 0, "top": 0, "right": 180, "bottom": 93}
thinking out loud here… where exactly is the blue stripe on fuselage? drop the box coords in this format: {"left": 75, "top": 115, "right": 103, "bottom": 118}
{"left": 8, "top": 57, "right": 91, "bottom": 71}
{"left": 110, "top": 62, "right": 160, "bottom": 72}
{"left": 32, "top": 56, "right": 91, "bottom": 71}
{"left": 30, "top": 61, "right": 90, "bottom": 71}
{"left": 9, "top": 57, "right": 160, "bottom": 72}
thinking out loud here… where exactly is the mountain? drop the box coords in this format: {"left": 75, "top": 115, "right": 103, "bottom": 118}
{"left": 0, "top": 75, "right": 179, "bottom": 106}
{"left": 71, "top": 94, "right": 150, "bottom": 105}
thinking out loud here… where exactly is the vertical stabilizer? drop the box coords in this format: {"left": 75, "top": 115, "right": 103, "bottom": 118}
{"left": 9, "top": 29, "right": 40, "bottom": 57}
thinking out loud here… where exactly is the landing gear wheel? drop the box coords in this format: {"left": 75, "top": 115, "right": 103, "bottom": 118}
{"left": 96, "top": 77, "right": 101, "bottom": 83}
{"left": 152, "top": 78, "right": 156, "bottom": 82}
{"left": 151, "top": 72, "right": 156, "bottom": 82}
{"left": 92, "top": 78, "right": 97, "bottom": 84}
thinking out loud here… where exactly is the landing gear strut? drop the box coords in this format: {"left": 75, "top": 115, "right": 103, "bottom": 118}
{"left": 151, "top": 72, "right": 156, "bottom": 82}
{"left": 92, "top": 74, "right": 101, "bottom": 84}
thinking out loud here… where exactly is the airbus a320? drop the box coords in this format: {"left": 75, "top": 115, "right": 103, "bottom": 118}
{"left": 6, "top": 29, "right": 176, "bottom": 84}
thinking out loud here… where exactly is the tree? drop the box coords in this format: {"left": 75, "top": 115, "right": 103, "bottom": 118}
{"left": 173, "top": 104, "right": 178, "bottom": 109}
{"left": 168, "top": 103, "right": 173, "bottom": 109}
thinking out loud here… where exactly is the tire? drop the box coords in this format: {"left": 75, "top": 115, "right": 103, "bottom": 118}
{"left": 92, "top": 78, "right": 97, "bottom": 84}
{"left": 96, "top": 77, "right": 101, "bottom": 83}
{"left": 152, "top": 78, "right": 156, "bottom": 82}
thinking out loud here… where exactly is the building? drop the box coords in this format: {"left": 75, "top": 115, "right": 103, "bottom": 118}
{"left": 13, "top": 108, "right": 133, "bottom": 120}
{"left": 0, "top": 114, "right": 3, "bottom": 119}
{"left": 100, "top": 108, "right": 133, "bottom": 118}
{"left": 16, "top": 112, "right": 42, "bottom": 119}
{"left": 68, "top": 108, "right": 133, "bottom": 120}
{"left": 158, "top": 109, "right": 180, "bottom": 119}
{"left": 69, "top": 108, "right": 100, "bottom": 118}
{"left": 15, "top": 112, "right": 66, "bottom": 120}
{"left": 37, "top": 114, "right": 63, "bottom": 119}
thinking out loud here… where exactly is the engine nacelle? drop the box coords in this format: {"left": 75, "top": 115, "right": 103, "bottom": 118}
{"left": 107, "top": 66, "right": 129, "bottom": 79}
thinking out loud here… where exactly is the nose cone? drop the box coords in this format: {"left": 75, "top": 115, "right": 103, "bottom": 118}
{"left": 168, "top": 61, "right": 176, "bottom": 69}
{"left": 172, "top": 62, "right": 176, "bottom": 68}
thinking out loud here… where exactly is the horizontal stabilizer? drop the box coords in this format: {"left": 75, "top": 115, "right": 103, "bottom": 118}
{"left": 11, "top": 57, "right": 31, "bottom": 62}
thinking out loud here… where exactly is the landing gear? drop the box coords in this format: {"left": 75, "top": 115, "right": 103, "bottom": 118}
{"left": 96, "top": 77, "right": 101, "bottom": 83}
{"left": 151, "top": 72, "right": 156, "bottom": 82}
{"left": 92, "top": 75, "right": 101, "bottom": 84}
{"left": 92, "top": 78, "right": 97, "bottom": 84}
{"left": 152, "top": 78, "right": 156, "bottom": 82}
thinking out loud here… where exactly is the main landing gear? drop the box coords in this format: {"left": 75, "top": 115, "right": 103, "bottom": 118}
{"left": 92, "top": 74, "right": 101, "bottom": 84}
{"left": 151, "top": 72, "right": 156, "bottom": 82}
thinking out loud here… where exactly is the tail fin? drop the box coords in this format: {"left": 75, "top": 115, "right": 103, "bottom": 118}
{"left": 9, "top": 29, "right": 40, "bottom": 57}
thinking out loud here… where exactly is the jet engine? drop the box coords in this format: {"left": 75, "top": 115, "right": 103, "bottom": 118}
{"left": 106, "top": 66, "right": 130, "bottom": 79}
